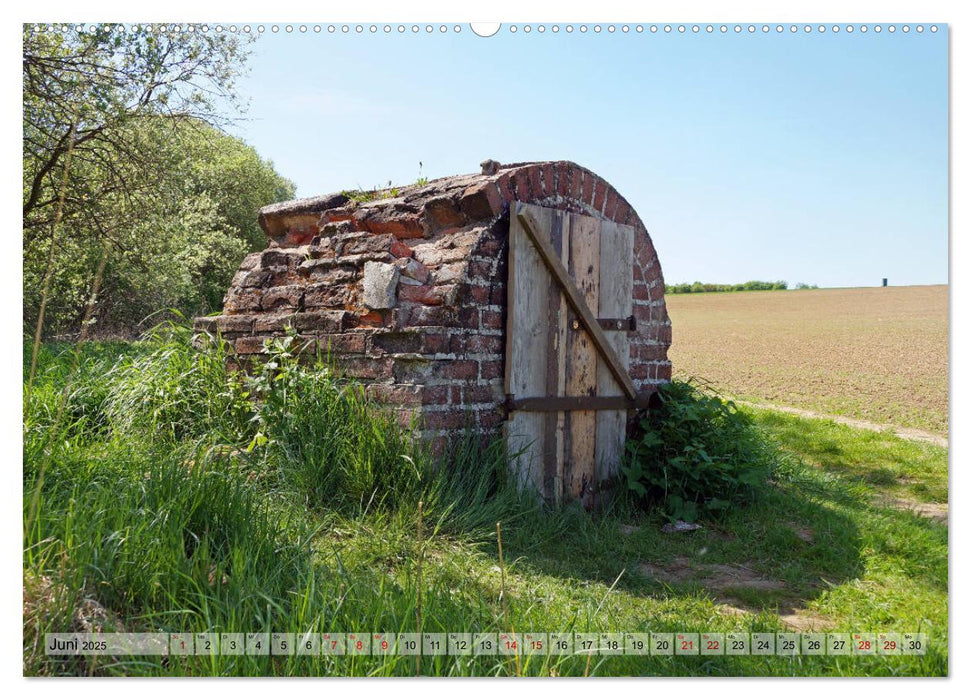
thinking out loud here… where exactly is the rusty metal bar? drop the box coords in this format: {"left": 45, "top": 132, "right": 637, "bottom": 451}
{"left": 505, "top": 392, "right": 655, "bottom": 413}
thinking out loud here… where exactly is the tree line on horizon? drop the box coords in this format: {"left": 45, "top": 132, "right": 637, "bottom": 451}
{"left": 665, "top": 281, "right": 819, "bottom": 294}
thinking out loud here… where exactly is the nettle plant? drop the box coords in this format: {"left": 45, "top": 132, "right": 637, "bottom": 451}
{"left": 621, "top": 380, "right": 773, "bottom": 522}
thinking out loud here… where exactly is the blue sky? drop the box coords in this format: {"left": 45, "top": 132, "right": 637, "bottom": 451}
{"left": 228, "top": 25, "right": 948, "bottom": 289}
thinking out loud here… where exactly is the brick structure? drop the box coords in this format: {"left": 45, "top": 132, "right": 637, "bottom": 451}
{"left": 193, "top": 160, "right": 671, "bottom": 453}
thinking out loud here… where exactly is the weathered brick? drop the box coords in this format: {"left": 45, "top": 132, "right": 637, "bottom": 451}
{"left": 528, "top": 166, "right": 544, "bottom": 199}
{"left": 396, "top": 257, "right": 430, "bottom": 283}
{"left": 422, "top": 195, "right": 467, "bottom": 234}
{"left": 481, "top": 309, "right": 503, "bottom": 330}
{"left": 320, "top": 333, "right": 368, "bottom": 356}
{"left": 216, "top": 315, "right": 255, "bottom": 333}
{"left": 604, "top": 188, "right": 619, "bottom": 220}
{"left": 238, "top": 252, "right": 262, "bottom": 271}
{"left": 367, "top": 383, "right": 423, "bottom": 406}
{"left": 468, "top": 260, "right": 493, "bottom": 281}
{"left": 421, "top": 385, "right": 450, "bottom": 404}
{"left": 371, "top": 331, "right": 423, "bottom": 354}
{"left": 304, "top": 283, "right": 348, "bottom": 308}
{"left": 240, "top": 269, "right": 271, "bottom": 288}
{"left": 338, "top": 356, "right": 392, "bottom": 380}
{"left": 439, "top": 360, "right": 478, "bottom": 381}
{"left": 451, "top": 334, "right": 504, "bottom": 354}
{"left": 262, "top": 285, "right": 304, "bottom": 311}
{"left": 510, "top": 169, "right": 533, "bottom": 201}
{"left": 223, "top": 288, "right": 262, "bottom": 313}
{"left": 421, "top": 333, "right": 450, "bottom": 354}
{"left": 341, "top": 233, "right": 395, "bottom": 256}
{"left": 458, "top": 182, "right": 503, "bottom": 220}
{"left": 580, "top": 171, "right": 594, "bottom": 204}
{"left": 468, "top": 285, "right": 490, "bottom": 304}
{"left": 398, "top": 284, "right": 446, "bottom": 306}
{"left": 461, "top": 383, "right": 504, "bottom": 404}
{"left": 294, "top": 310, "right": 347, "bottom": 333}
{"left": 422, "top": 410, "right": 473, "bottom": 430}
{"left": 478, "top": 409, "right": 505, "bottom": 430}
{"left": 235, "top": 337, "right": 266, "bottom": 355}
{"left": 433, "top": 262, "right": 467, "bottom": 285}
{"left": 592, "top": 178, "right": 607, "bottom": 212}
{"left": 495, "top": 172, "right": 515, "bottom": 203}
{"left": 479, "top": 360, "right": 503, "bottom": 380}
{"left": 406, "top": 305, "right": 451, "bottom": 327}
{"left": 252, "top": 313, "right": 295, "bottom": 332}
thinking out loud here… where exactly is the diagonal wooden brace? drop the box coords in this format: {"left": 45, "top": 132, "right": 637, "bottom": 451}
{"left": 516, "top": 202, "right": 638, "bottom": 400}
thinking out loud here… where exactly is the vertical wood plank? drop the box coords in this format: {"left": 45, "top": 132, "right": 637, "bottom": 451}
{"left": 595, "top": 221, "right": 635, "bottom": 489}
{"left": 505, "top": 203, "right": 555, "bottom": 497}
{"left": 563, "top": 212, "right": 600, "bottom": 505}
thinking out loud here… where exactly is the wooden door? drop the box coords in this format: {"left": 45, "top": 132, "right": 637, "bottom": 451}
{"left": 504, "top": 201, "right": 638, "bottom": 508}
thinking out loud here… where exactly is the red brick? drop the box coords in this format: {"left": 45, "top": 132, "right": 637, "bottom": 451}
{"left": 592, "top": 178, "right": 607, "bottom": 212}
{"left": 462, "top": 384, "right": 504, "bottom": 403}
{"left": 496, "top": 173, "right": 515, "bottom": 203}
{"left": 294, "top": 311, "right": 347, "bottom": 332}
{"left": 479, "top": 360, "right": 503, "bottom": 380}
{"left": 321, "top": 333, "right": 367, "bottom": 355}
{"left": 528, "top": 166, "right": 544, "bottom": 198}
{"left": 390, "top": 238, "right": 414, "bottom": 258}
{"left": 476, "top": 234, "right": 503, "bottom": 257}
{"left": 367, "top": 383, "right": 423, "bottom": 407}
{"left": 338, "top": 356, "right": 391, "bottom": 380}
{"left": 440, "top": 360, "right": 478, "bottom": 380}
{"left": 478, "top": 409, "right": 505, "bottom": 429}
{"left": 633, "top": 283, "right": 650, "bottom": 301}
{"left": 614, "top": 198, "right": 632, "bottom": 226}
{"left": 407, "top": 305, "right": 451, "bottom": 327}
{"left": 511, "top": 169, "right": 533, "bottom": 201}
{"left": 223, "top": 288, "right": 262, "bottom": 313}
{"left": 469, "top": 285, "right": 490, "bottom": 304}
{"left": 371, "top": 331, "right": 422, "bottom": 354}
{"left": 357, "top": 310, "right": 388, "bottom": 327}
{"left": 235, "top": 337, "right": 266, "bottom": 355}
{"left": 421, "top": 385, "right": 450, "bottom": 404}
{"left": 657, "top": 363, "right": 672, "bottom": 381}
{"left": 216, "top": 315, "right": 255, "bottom": 333}
{"left": 422, "top": 410, "right": 472, "bottom": 430}
{"left": 423, "top": 195, "right": 467, "bottom": 234}
{"left": 421, "top": 333, "right": 450, "bottom": 354}
{"left": 452, "top": 334, "right": 503, "bottom": 354}
{"left": 357, "top": 210, "right": 424, "bottom": 239}
{"left": 304, "top": 284, "right": 348, "bottom": 309}
{"left": 459, "top": 182, "right": 504, "bottom": 220}
{"left": 604, "top": 188, "right": 619, "bottom": 220}
{"left": 481, "top": 310, "right": 503, "bottom": 330}
{"left": 580, "top": 171, "right": 594, "bottom": 204}
{"left": 398, "top": 284, "right": 446, "bottom": 306}
{"left": 262, "top": 285, "right": 304, "bottom": 311}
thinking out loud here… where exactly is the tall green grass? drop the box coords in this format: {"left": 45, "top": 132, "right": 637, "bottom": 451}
{"left": 23, "top": 327, "right": 947, "bottom": 677}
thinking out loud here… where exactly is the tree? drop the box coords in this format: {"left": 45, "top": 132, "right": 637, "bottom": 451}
{"left": 22, "top": 25, "right": 295, "bottom": 336}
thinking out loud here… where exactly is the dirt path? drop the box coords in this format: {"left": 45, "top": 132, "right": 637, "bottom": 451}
{"left": 738, "top": 400, "right": 948, "bottom": 448}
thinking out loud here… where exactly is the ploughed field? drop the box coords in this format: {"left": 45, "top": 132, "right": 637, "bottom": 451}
{"left": 665, "top": 285, "right": 948, "bottom": 435}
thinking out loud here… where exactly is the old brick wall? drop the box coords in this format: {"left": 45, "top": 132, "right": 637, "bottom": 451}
{"left": 194, "top": 161, "right": 672, "bottom": 451}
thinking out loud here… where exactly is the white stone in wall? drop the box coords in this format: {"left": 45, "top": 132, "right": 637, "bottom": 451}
{"left": 362, "top": 261, "right": 400, "bottom": 310}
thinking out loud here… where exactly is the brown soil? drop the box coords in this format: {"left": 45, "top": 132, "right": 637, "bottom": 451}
{"left": 639, "top": 556, "right": 785, "bottom": 591}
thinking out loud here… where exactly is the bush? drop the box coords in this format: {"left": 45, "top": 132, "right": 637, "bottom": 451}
{"left": 621, "top": 380, "right": 774, "bottom": 522}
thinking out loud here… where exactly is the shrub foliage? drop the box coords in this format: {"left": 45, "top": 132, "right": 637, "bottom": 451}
{"left": 621, "top": 380, "right": 773, "bottom": 522}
